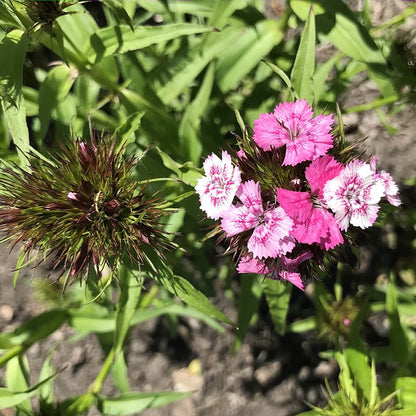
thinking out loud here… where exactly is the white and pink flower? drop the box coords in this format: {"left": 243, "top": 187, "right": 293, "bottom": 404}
{"left": 370, "top": 156, "right": 401, "bottom": 207}
{"left": 221, "top": 180, "right": 295, "bottom": 259}
{"left": 253, "top": 99, "right": 333, "bottom": 166}
{"left": 323, "top": 160, "right": 385, "bottom": 231}
{"left": 195, "top": 151, "right": 241, "bottom": 220}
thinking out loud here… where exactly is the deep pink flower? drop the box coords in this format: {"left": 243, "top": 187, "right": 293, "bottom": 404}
{"left": 370, "top": 157, "right": 401, "bottom": 207}
{"left": 195, "top": 151, "right": 241, "bottom": 220}
{"left": 253, "top": 99, "right": 333, "bottom": 166}
{"left": 221, "top": 181, "right": 295, "bottom": 259}
{"left": 276, "top": 156, "right": 344, "bottom": 250}
{"left": 323, "top": 160, "right": 385, "bottom": 231}
{"left": 237, "top": 252, "right": 313, "bottom": 291}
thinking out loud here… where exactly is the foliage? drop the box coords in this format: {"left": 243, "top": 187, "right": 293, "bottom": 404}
{"left": 0, "top": 0, "right": 414, "bottom": 414}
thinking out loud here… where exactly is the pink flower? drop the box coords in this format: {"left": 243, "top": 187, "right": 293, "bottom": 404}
{"left": 195, "top": 151, "right": 241, "bottom": 220}
{"left": 237, "top": 252, "right": 313, "bottom": 291}
{"left": 370, "top": 157, "right": 401, "bottom": 207}
{"left": 253, "top": 99, "right": 333, "bottom": 166}
{"left": 323, "top": 160, "right": 385, "bottom": 231}
{"left": 221, "top": 181, "right": 295, "bottom": 259}
{"left": 276, "top": 156, "right": 344, "bottom": 250}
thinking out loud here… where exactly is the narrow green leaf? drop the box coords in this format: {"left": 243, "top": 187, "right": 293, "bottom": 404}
{"left": 38, "top": 64, "right": 75, "bottom": 141}
{"left": 6, "top": 355, "right": 31, "bottom": 412}
{"left": 38, "top": 347, "right": 56, "bottom": 404}
{"left": 111, "top": 351, "right": 130, "bottom": 394}
{"left": 0, "top": 29, "right": 30, "bottom": 163}
{"left": 85, "top": 24, "right": 214, "bottom": 64}
{"left": 208, "top": 0, "right": 243, "bottom": 30}
{"left": 287, "top": 316, "right": 316, "bottom": 333}
{"left": 313, "top": 52, "right": 341, "bottom": 104}
{"left": 157, "top": 273, "right": 233, "bottom": 326}
{"left": 179, "top": 62, "right": 216, "bottom": 164}
{"left": 263, "top": 279, "right": 292, "bottom": 335}
{"left": 335, "top": 351, "right": 357, "bottom": 404}
{"left": 0, "top": 310, "right": 67, "bottom": 351}
{"left": 156, "top": 26, "right": 241, "bottom": 105}
{"left": 396, "top": 377, "right": 416, "bottom": 409}
{"left": 386, "top": 277, "right": 409, "bottom": 364}
{"left": 0, "top": 388, "right": 37, "bottom": 410}
{"left": 233, "top": 274, "right": 262, "bottom": 351}
{"left": 97, "top": 391, "right": 190, "bottom": 415}
{"left": 69, "top": 302, "right": 225, "bottom": 334}
{"left": 0, "top": 372, "right": 58, "bottom": 410}
{"left": 261, "top": 60, "right": 296, "bottom": 101}
{"left": 290, "top": 1, "right": 385, "bottom": 64}
{"left": 291, "top": 5, "right": 316, "bottom": 103}
{"left": 113, "top": 111, "right": 145, "bottom": 150}
{"left": 216, "top": 20, "right": 284, "bottom": 93}
{"left": 114, "top": 265, "right": 142, "bottom": 355}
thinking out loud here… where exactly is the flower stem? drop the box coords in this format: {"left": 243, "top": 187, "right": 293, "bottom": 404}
{"left": 88, "top": 347, "right": 116, "bottom": 394}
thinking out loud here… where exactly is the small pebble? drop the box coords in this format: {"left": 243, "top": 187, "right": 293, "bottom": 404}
{"left": 0, "top": 305, "right": 14, "bottom": 323}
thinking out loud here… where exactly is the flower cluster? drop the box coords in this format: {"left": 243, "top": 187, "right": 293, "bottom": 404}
{"left": 0, "top": 136, "right": 173, "bottom": 289}
{"left": 195, "top": 100, "right": 400, "bottom": 290}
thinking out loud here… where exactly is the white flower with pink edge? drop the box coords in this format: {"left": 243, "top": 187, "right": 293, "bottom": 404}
{"left": 195, "top": 151, "right": 242, "bottom": 220}
{"left": 323, "top": 160, "right": 385, "bottom": 231}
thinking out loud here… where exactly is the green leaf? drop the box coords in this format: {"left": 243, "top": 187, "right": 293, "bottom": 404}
{"left": 114, "top": 265, "right": 142, "bottom": 355}
{"left": 0, "top": 29, "right": 30, "bottom": 163}
{"left": 263, "top": 279, "right": 292, "bottom": 335}
{"left": 345, "top": 307, "right": 372, "bottom": 401}
{"left": 216, "top": 20, "right": 284, "bottom": 92}
{"left": 179, "top": 62, "right": 216, "bottom": 164}
{"left": 38, "top": 348, "right": 56, "bottom": 404}
{"left": 156, "top": 26, "right": 241, "bottom": 105}
{"left": 0, "top": 388, "right": 37, "bottom": 410}
{"left": 290, "top": 1, "right": 385, "bottom": 64}
{"left": 290, "top": 1, "right": 392, "bottom": 97}
{"left": 291, "top": 5, "right": 316, "bottom": 103}
{"left": 38, "top": 64, "right": 76, "bottom": 141}
{"left": 85, "top": 24, "right": 214, "bottom": 64}
{"left": 6, "top": 355, "right": 29, "bottom": 391}
{"left": 0, "top": 310, "right": 67, "bottom": 362}
{"left": 113, "top": 111, "right": 145, "bottom": 150}
{"left": 233, "top": 274, "right": 262, "bottom": 351}
{"left": 0, "top": 372, "right": 58, "bottom": 410}
{"left": 6, "top": 355, "right": 31, "bottom": 412}
{"left": 97, "top": 391, "right": 190, "bottom": 415}
{"left": 111, "top": 351, "right": 130, "bottom": 394}
{"left": 287, "top": 316, "right": 316, "bottom": 333}
{"left": 261, "top": 60, "right": 296, "bottom": 101}
{"left": 386, "top": 277, "right": 409, "bottom": 364}
{"left": 156, "top": 272, "right": 233, "bottom": 326}
{"left": 396, "top": 377, "right": 416, "bottom": 409}
{"left": 208, "top": 0, "right": 243, "bottom": 30}
{"left": 69, "top": 302, "right": 225, "bottom": 335}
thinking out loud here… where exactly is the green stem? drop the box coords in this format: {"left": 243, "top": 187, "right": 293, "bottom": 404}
{"left": 88, "top": 347, "right": 116, "bottom": 394}
{"left": 0, "top": 345, "right": 24, "bottom": 367}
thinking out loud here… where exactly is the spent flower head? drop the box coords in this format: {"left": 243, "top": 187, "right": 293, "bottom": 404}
{"left": 195, "top": 100, "right": 401, "bottom": 290}
{"left": 0, "top": 134, "right": 173, "bottom": 288}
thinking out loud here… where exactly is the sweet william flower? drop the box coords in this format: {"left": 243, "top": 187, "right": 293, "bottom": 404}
{"left": 237, "top": 252, "right": 313, "bottom": 291}
{"left": 0, "top": 136, "right": 173, "bottom": 288}
{"left": 323, "top": 159, "right": 385, "bottom": 231}
{"left": 253, "top": 99, "right": 333, "bottom": 166}
{"left": 195, "top": 151, "right": 241, "bottom": 220}
{"left": 221, "top": 180, "right": 295, "bottom": 259}
{"left": 370, "top": 156, "right": 401, "bottom": 207}
{"left": 276, "top": 156, "right": 344, "bottom": 250}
